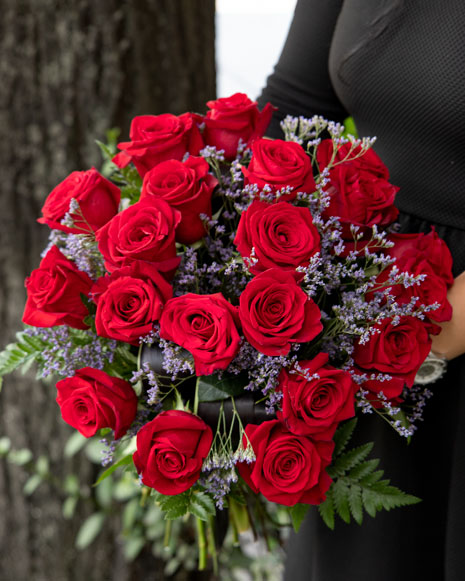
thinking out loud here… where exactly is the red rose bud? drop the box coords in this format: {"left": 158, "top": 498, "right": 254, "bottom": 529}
{"left": 277, "top": 353, "right": 358, "bottom": 439}
{"left": 234, "top": 200, "right": 320, "bottom": 277}
{"left": 140, "top": 156, "right": 217, "bottom": 244}
{"left": 38, "top": 168, "right": 120, "bottom": 234}
{"left": 239, "top": 268, "right": 322, "bottom": 356}
{"left": 23, "top": 245, "right": 93, "bottom": 329}
{"left": 242, "top": 138, "right": 316, "bottom": 201}
{"left": 56, "top": 367, "right": 138, "bottom": 439}
{"left": 112, "top": 113, "right": 204, "bottom": 176}
{"left": 352, "top": 316, "right": 432, "bottom": 387}
{"left": 203, "top": 93, "right": 274, "bottom": 159}
{"left": 92, "top": 261, "right": 173, "bottom": 345}
{"left": 133, "top": 410, "right": 213, "bottom": 495}
{"left": 316, "top": 139, "right": 399, "bottom": 236}
{"left": 159, "top": 293, "right": 241, "bottom": 376}
{"left": 238, "top": 419, "right": 334, "bottom": 506}
{"left": 96, "top": 197, "right": 181, "bottom": 276}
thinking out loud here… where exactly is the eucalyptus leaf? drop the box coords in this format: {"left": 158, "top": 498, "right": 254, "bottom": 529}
{"left": 124, "top": 536, "right": 146, "bottom": 562}
{"left": 75, "top": 512, "right": 106, "bottom": 550}
{"left": 35, "top": 455, "right": 49, "bottom": 477}
{"left": 85, "top": 438, "right": 107, "bottom": 464}
{"left": 113, "top": 474, "right": 139, "bottom": 501}
{"left": 63, "top": 474, "right": 80, "bottom": 496}
{"left": 64, "top": 431, "right": 87, "bottom": 458}
{"left": 8, "top": 448, "right": 33, "bottom": 466}
{"left": 95, "top": 473, "right": 114, "bottom": 509}
{"left": 122, "top": 497, "right": 142, "bottom": 531}
{"left": 164, "top": 558, "right": 181, "bottom": 577}
{"left": 62, "top": 496, "right": 78, "bottom": 520}
{"left": 23, "top": 474, "right": 42, "bottom": 496}
{"left": 0, "top": 436, "right": 11, "bottom": 455}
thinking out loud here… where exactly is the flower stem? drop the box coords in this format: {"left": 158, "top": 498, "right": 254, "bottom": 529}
{"left": 196, "top": 517, "right": 207, "bottom": 570}
{"left": 163, "top": 519, "right": 172, "bottom": 549}
{"left": 207, "top": 516, "right": 218, "bottom": 575}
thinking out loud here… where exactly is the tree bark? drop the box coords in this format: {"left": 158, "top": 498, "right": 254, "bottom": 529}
{"left": 0, "top": 1, "right": 215, "bottom": 579}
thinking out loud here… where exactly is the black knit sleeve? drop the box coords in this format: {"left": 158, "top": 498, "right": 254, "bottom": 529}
{"left": 257, "top": 0, "right": 348, "bottom": 138}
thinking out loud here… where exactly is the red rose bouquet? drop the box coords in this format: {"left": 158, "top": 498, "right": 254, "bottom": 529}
{"left": 0, "top": 93, "right": 453, "bottom": 569}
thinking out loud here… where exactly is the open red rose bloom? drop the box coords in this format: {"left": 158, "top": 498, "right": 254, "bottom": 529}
{"left": 6, "top": 93, "right": 454, "bottom": 561}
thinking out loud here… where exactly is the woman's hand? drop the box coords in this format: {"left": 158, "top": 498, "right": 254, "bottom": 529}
{"left": 431, "top": 270, "right": 465, "bottom": 360}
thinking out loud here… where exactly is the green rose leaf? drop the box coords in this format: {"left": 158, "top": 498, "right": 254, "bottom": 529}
{"left": 197, "top": 374, "right": 245, "bottom": 402}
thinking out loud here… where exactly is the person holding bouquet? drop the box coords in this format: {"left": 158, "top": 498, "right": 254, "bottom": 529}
{"left": 258, "top": 1, "right": 465, "bottom": 579}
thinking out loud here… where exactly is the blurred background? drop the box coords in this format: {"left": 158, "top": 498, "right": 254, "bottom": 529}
{"left": 0, "top": 1, "right": 296, "bottom": 580}
{"left": 216, "top": 0, "right": 295, "bottom": 98}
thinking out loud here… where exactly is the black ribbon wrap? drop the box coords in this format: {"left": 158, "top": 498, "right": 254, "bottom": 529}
{"left": 140, "top": 345, "right": 272, "bottom": 430}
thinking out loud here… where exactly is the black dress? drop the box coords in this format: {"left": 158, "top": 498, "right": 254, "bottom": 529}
{"left": 258, "top": 1, "right": 465, "bottom": 579}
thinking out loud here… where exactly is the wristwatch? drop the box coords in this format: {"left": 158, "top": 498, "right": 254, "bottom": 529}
{"left": 414, "top": 350, "right": 448, "bottom": 385}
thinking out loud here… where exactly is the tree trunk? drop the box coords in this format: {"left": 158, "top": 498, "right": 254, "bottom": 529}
{"left": 0, "top": 1, "right": 215, "bottom": 579}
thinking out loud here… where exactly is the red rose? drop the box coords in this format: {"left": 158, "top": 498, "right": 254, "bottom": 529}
{"left": 358, "top": 373, "right": 406, "bottom": 406}
{"left": 113, "top": 113, "right": 204, "bottom": 177}
{"left": 316, "top": 139, "right": 399, "bottom": 234}
{"left": 238, "top": 419, "right": 333, "bottom": 506}
{"left": 140, "top": 156, "right": 217, "bottom": 244}
{"left": 387, "top": 258, "right": 451, "bottom": 322}
{"left": 96, "top": 197, "right": 181, "bottom": 275}
{"left": 277, "top": 353, "right": 357, "bottom": 438}
{"left": 414, "top": 229, "right": 454, "bottom": 286}
{"left": 369, "top": 230, "right": 453, "bottom": 322}
{"left": 352, "top": 317, "right": 432, "bottom": 387}
{"left": 38, "top": 168, "right": 121, "bottom": 234}
{"left": 56, "top": 367, "right": 137, "bottom": 439}
{"left": 159, "top": 293, "right": 241, "bottom": 375}
{"left": 23, "top": 245, "right": 93, "bottom": 329}
{"left": 234, "top": 200, "right": 320, "bottom": 276}
{"left": 203, "top": 93, "right": 274, "bottom": 159}
{"left": 389, "top": 229, "right": 454, "bottom": 286}
{"left": 242, "top": 139, "right": 316, "bottom": 201}
{"left": 391, "top": 231, "right": 453, "bottom": 285}
{"left": 238, "top": 269, "right": 322, "bottom": 356}
{"left": 92, "top": 261, "right": 172, "bottom": 345}
{"left": 133, "top": 410, "right": 213, "bottom": 495}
